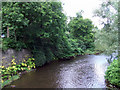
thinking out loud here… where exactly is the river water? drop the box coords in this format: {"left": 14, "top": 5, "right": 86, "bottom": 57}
{"left": 6, "top": 54, "right": 109, "bottom": 88}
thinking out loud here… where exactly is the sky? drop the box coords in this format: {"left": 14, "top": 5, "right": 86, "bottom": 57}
{"left": 60, "top": 0, "right": 103, "bottom": 29}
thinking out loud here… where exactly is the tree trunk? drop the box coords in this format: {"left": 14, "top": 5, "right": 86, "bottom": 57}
{"left": 7, "top": 26, "right": 9, "bottom": 38}
{"left": 15, "top": 30, "right": 17, "bottom": 42}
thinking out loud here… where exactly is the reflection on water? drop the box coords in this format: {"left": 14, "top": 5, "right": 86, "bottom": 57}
{"left": 92, "top": 55, "right": 109, "bottom": 88}
{"left": 57, "top": 55, "right": 109, "bottom": 88}
{"left": 94, "top": 56, "right": 108, "bottom": 81}
{"left": 5, "top": 55, "right": 109, "bottom": 88}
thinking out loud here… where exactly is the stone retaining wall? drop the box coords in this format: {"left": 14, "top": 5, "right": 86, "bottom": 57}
{"left": 2, "top": 49, "right": 32, "bottom": 67}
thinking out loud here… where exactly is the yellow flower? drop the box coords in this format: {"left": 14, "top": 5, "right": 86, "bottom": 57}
{"left": 12, "top": 59, "right": 15, "bottom": 61}
{"left": 13, "top": 62, "right": 16, "bottom": 65}
{"left": 34, "top": 66, "right": 35, "bottom": 68}
{"left": 24, "top": 64, "right": 27, "bottom": 66}
{"left": 28, "top": 68, "right": 31, "bottom": 70}
{"left": 1, "top": 80, "right": 4, "bottom": 83}
{"left": 13, "top": 66, "right": 16, "bottom": 68}
{"left": 2, "top": 66, "right": 4, "bottom": 68}
{"left": 2, "top": 57, "right": 6, "bottom": 59}
{"left": 7, "top": 67, "right": 10, "bottom": 70}
{"left": 21, "top": 68, "right": 24, "bottom": 70}
{"left": 21, "top": 63, "right": 25, "bottom": 66}
{"left": 32, "top": 58, "right": 35, "bottom": 60}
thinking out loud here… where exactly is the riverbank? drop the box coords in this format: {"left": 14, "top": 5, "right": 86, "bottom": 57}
{"left": 1, "top": 57, "right": 35, "bottom": 88}
{"left": 105, "top": 79, "right": 120, "bottom": 89}
{"left": 104, "top": 58, "right": 120, "bottom": 89}
{"left": 1, "top": 69, "right": 36, "bottom": 88}
{"left": 4, "top": 54, "right": 109, "bottom": 88}
{"left": 2, "top": 50, "right": 102, "bottom": 88}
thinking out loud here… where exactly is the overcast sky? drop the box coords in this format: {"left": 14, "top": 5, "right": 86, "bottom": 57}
{"left": 60, "top": 0, "right": 103, "bottom": 29}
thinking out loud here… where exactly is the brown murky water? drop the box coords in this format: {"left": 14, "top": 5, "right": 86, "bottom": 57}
{"left": 5, "top": 55, "right": 109, "bottom": 88}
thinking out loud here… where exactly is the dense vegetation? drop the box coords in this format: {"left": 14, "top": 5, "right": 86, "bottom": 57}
{"left": 68, "top": 12, "right": 94, "bottom": 52}
{"left": 2, "top": 2, "right": 94, "bottom": 67}
{"left": 105, "top": 59, "right": 120, "bottom": 87}
{"left": 94, "top": 0, "right": 120, "bottom": 88}
{"left": 94, "top": 0, "right": 118, "bottom": 55}
{"left": 2, "top": 0, "right": 119, "bottom": 88}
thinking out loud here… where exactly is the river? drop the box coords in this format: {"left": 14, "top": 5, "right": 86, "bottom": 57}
{"left": 5, "top": 54, "right": 109, "bottom": 88}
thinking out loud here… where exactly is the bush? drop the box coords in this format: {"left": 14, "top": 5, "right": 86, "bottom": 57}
{"left": 33, "top": 49, "right": 46, "bottom": 67}
{"left": 105, "top": 59, "right": 120, "bottom": 87}
{"left": 2, "top": 38, "right": 27, "bottom": 51}
{"left": 84, "top": 49, "right": 95, "bottom": 55}
{"left": 44, "top": 48, "right": 55, "bottom": 63}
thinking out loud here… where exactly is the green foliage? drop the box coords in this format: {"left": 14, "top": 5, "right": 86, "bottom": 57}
{"left": 1, "top": 75, "right": 19, "bottom": 88}
{"left": 33, "top": 49, "right": 46, "bottom": 66}
{"left": 67, "top": 38, "right": 84, "bottom": 55}
{"left": 94, "top": 29, "right": 118, "bottom": 55}
{"left": 105, "top": 59, "right": 120, "bottom": 87}
{"left": 2, "top": 38, "right": 27, "bottom": 51}
{"left": 94, "top": 0, "right": 118, "bottom": 55}
{"left": 2, "top": 2, "right": 32, "bottom": 50}
{"left": 1, "top": 57, "right": 35, "bottom": 83}
{"left": 45, "top": 48, "right": 55, "bottom": 63}
{"left": 84, "top": 49, "right": 95, "bottom": 55}
{"left": 2, "top": 2, "right": 95, "bottom": 67}
{"left": 68, "top": 15, "right": 95, "bottom": 51}
{"left": 94, "top": 0, "right": 120, "bottom": 87}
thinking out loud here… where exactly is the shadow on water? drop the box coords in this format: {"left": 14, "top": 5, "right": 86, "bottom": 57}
{"left": 5, "top": 54, "right": 109, "bottom": 88}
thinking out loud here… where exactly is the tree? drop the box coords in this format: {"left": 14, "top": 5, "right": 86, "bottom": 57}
{"left": 94, "top": 0, "right": 120, "bottom": 87}
{"left": 2, "top": 2, "right": 75, "bottom": 66}
{"left": 68, "top": 13, "right": 94, "bottom": 51}
{"left": 94, "top": 0, "right": 118, "bottom": 56}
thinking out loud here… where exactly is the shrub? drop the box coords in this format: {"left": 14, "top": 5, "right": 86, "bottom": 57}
{"left": 44, "top": 48, "right": 55, "bottom": 63}
{"left": 105, "top": 59, "right": 120, "bottom": 87}
{"left": 2, "top": 38, "right": 27, "bottom": 51}
{"left": 33, "top": 49, "right": 46, "bottom": 67}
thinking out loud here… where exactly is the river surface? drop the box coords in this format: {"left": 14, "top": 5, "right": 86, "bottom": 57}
{"left": 6, "top": 54, "right": 109, "bottom": 88}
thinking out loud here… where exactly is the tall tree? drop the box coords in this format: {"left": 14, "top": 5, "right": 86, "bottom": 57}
{"left": 68, "top": 13, "right": 94, "bottom": 51}
{"left": 94, "top": 0, "right": 118, "bottom": 56}
{"left": 2, "top": 2, "right": 74, "bottom": 66}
